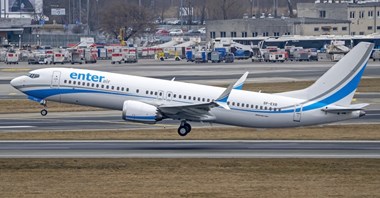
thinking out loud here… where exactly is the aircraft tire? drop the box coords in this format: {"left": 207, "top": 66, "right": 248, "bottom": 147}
{"left": 40, "top": 109, "right": 48, "bottom": 116}
{"left": 178, "top": 122, "right": 191, "bottom": 136}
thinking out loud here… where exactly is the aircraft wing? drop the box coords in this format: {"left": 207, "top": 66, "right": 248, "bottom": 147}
{"left": 158, "top": 102, "right": 219, "bottom": 121}
{"left": 321, "top": 103, "right": 369, "bottom": 113}
{"left": 158, "top": 72, "right": 249, "bottom": 121}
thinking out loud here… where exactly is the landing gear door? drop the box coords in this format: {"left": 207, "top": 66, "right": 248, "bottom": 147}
{"left": 293, "top": 104, "right": 303, "bottom": 122}
{"left": 51, "top": 71, "right": 61, "bottom": 88}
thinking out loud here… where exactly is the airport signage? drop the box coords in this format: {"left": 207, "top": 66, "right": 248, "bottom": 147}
{"left": 51, "top": 8, "right": 65, "bottom": 16}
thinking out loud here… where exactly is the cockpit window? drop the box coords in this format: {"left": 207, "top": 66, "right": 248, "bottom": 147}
{"left": 27, "top": 73, "right": 40, "bottom": 78}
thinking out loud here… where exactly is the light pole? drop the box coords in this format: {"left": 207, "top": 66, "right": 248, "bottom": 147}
{"left": 250, "top": 0, "right": 253, "bottom": 18}
{"left": 36, "top": 34, "right": 40, "bottom": 46}
{"left": 18, "top": 35, "right": 21, "bottom": 49}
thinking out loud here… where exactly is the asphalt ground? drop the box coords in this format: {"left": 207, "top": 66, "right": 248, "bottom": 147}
{"left": 0, "top": 140, "right": 379, "bottom": 158}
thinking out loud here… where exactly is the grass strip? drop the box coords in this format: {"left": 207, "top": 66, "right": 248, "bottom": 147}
{"left": 1, "top": 158, "right": 379, "bottom": 197}
{"left": 0, "top": 124, "right": 379, "bottom": 140}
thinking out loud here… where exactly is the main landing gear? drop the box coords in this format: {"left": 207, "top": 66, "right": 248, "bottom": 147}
{"left": 177, "top": 120, "right": 192, "bottom": 136}
{"left": 40, "top": 100, "right": 48, "bottom": 116}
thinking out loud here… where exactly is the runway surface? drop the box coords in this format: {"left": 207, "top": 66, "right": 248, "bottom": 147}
{"left": 0, "top": 140, "right": 380, "bottom": 158}
{"left": 0, "top": 110, "right": 379, "bottom": 132}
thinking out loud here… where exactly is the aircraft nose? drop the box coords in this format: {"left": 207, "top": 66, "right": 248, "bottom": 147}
{"left": 10, "top": 76, "right": 23, "bottom": 89}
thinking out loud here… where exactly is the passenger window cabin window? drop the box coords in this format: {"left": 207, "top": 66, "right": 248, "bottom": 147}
{"left": 82, "top": 82, "right": 85, "bottom": 86}
{"left": 260, "top": 106, "right": 263, "bottom": 110}
{"left": 117, "top": 87, "right": 120, "bottom": 90}
{"left": 92, "top": 83, "right": 95, "bottom": 87}
{"left": 174, "top": 94, "right": 176, "bottom": 98}
{"left": 193, "top": 97, "right": 196, "bottom": 100}
{"left": 255, "top": 105, "right": 258, "bottom": 109}
{"left": 202, "top": 98, "right": 205, "bottom": 102}
{"left": 227, "top": 101, "right": 230, "bottom": 105}
{"left": 106, "top": 85, "right": 109, "bottom": 89}
{"left": 232, "top": 102, "right": 235, "bottom": 106}
{"left": 68, "top": 80, "right": 71, "bottom": 84}
{"left": 150, "top": 91, "right": 153, "bottom": 95}
{"left": 121, "top": 87, "right": 124, "bottom": 91}
{"left": 146, "top": 90, "right": 149, "bottom": 94}
{"left": 251, "top": 105, "right": 254, "bottom": 108}
{"left": 64, "top": 80, "right": 67, "bottom": 83}
{"left": 237, "top": 103, "right": 240, "bottom": 107}
{"left": 87, "top": 82, "right": 90, "bottom": 86}
{"left": 207, "top": 99, "right": 210, "bottom": 102}
{"left": 159, "top": 92, "right": 162, "bottom": 96}
{"left": 264, "top": 106, "right": 267, "bottom": 110}
{"left": 127, "top": 88, "right": 129, "bottom": 92}
{"left": 184, "top": 96, "right": 187, "bottom": 99}
{"left": 198, "top": 97, "right": 200, "bottom": 101}
{"left": 179, "top": 95, "right": 182, "bottom": 99}
{"left": 73, "top": 81, "right": 76, "bottom": 85}
{"left": 96, "top": 84, "right": 99, "bottom": 88}
{"left": 111, "top": 86, "right": 114, "bottom": 90}
{"left": 155, "top": 92, "right": 157, "bottom": 95}
{"left": 101, "top": 85, "right": 104, "bottom": 88}
{"left": 136, "top": 89, "right": 139, "bottom": 93}
{"left": 242, "top": 103, "right": 244, "bottom": 107}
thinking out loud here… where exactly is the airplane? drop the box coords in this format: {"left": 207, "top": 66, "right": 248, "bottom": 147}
{"left": 10, "top": 42, "right": 373, "bottom": 136}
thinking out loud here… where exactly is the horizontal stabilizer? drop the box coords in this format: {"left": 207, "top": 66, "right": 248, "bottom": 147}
{"left": 322, "top": 103, "right": 369, "bottom": 113}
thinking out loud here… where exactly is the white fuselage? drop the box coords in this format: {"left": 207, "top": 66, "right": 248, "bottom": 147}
{"left": 11, "top": 68, "right": 361, "bottom": 128}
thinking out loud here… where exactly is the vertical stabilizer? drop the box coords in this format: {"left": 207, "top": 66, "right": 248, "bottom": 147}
{"left": 277, "top": 42, "right": 374, "bottom": 107}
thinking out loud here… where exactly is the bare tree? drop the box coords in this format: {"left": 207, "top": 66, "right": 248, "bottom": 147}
{"left": 99, "top": 0, "right": 155, "bottom": 41}
{"left": 156, "top": 0, "right": 171, "bottom": 23}
{"left": 206, "top": 0, "right": 246, "bottom": 20}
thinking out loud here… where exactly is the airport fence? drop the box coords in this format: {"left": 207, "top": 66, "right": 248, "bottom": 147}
{"left": 16, "top": 34, "right": 96, "bottom": 48}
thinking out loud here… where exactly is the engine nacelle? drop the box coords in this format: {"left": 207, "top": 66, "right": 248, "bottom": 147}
{"left": 122, "top": 100, "right": 162, "bottom": 124}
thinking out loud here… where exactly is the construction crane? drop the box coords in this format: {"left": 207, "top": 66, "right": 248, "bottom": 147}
{"left": 118, "top": 28, "right": 126, "bottom": 46}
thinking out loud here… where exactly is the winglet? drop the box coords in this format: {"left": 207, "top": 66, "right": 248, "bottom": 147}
{"left": 215, "top": 72, "right": 248, "bottom": 110}
{"left": 232, "top": 71, "right": 249, "bottom": 90}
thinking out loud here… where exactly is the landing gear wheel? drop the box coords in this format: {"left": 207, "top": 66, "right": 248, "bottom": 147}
{"left": 177, "top": 121, "right": 192, "bottom": 136}
{"left": 178, "top": 126, "right": 188, "bottom": 136}
{"left": 40, "top": 109, "right": 48, "bottom": 116}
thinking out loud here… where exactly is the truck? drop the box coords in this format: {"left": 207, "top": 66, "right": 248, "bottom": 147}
{"left": 124, "top": 53, "right": 138, "bottom": 63}
{"left": 111, "top": 52, "right": 124, "bottom": 64}
{"left": 5, "top": 50, "right": 19, "bottom": 64}
{"left": 194, "top": 51, "right": 207, "bottom": 63}
{"left": 225, "top": 53, "right": 235, "bottom": 63}
{"left": 210, "top": 51, "right": 222, "bottom": 63}
{"left": 84, "top": 49, "right": 97, "bottom": 64}
{"left": 269, "top": 52, "right": 287, "bottom": 62}
{"left": 53, "top": 52, "right": 65, "bottom": 64}
{"left": 70, "top": 50, "right": 83, "bottom": 64}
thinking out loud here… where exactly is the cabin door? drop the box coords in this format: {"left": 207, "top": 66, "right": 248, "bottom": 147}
{"left": 293, "top": 104, "right": 303, "bottom": 122}
{"left": 51, "top": 71, "right": 61, "bottom": 88}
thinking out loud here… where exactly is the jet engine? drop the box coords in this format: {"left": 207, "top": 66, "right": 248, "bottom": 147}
{"left": 122, "top": 100, "right": 163, "bottom": 124}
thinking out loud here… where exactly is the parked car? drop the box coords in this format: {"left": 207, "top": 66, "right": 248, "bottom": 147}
{"left": 185, "top": 29, "right": 201, "bottom": 36}
{"left": 167, "top": 20, "right": 181, "bottom": 25}
{"left": 169, "top": 29, "right": 183, "bottom": 36}
{"left": 198, "top": 27, "right": 206, "bottom": 34}
{"left": 155, "top": 29, "right": 170, "bottom": 36}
